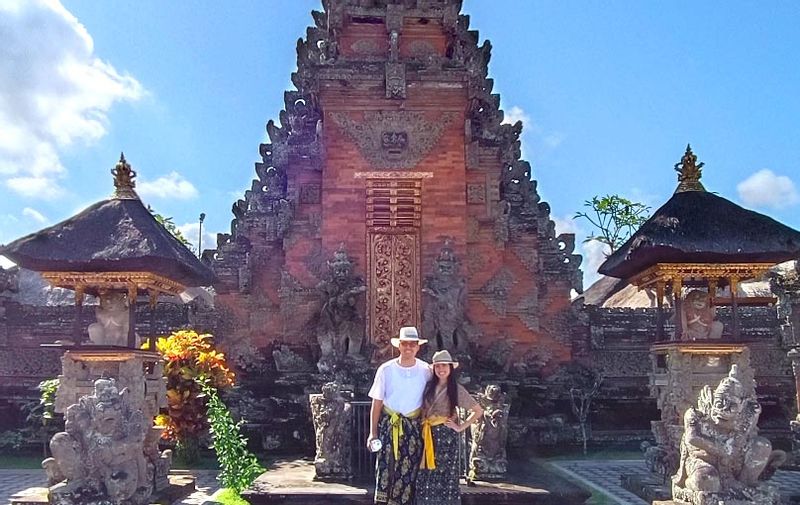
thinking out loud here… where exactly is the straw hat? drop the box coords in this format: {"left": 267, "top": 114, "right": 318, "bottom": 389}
{"left": 431, "top": 350, "right": 459, "bottom": 369}
{"left": 390, "top": 326, "right": 428, "bottom": 347}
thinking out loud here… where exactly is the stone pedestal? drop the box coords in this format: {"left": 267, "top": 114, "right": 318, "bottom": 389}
{"left": 647, "top": 343, "right": 752, "bottom": 478}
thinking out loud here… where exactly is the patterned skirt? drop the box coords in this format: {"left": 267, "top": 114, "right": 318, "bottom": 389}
{"left": 416, "top": 425, "right": 462, "bottom": 505}
{"left": 374, "top": 412, "right": 423, "bottom": 505}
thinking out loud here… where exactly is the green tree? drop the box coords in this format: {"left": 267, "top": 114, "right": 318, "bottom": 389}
{"left": 574, "top": 195, "right": 650, "bottom": 253}
{"left": 147, "top": 205, "right": 192, "bottom": 248}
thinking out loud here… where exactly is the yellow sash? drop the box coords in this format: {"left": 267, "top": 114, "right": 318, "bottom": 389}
{"left": 420, "top": 415, "right": 450, "bottom": 470}
{"left": 383, "top": 406, "right": 421, "bottom": 461}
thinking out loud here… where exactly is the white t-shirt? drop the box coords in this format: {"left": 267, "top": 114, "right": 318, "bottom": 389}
{"left": 368, "top": 358, "right": 432, "bottom": 416}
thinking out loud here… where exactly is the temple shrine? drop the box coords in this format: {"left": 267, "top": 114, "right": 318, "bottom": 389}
{"left": 205, "top": 0, "right": 582, "bottom": 373}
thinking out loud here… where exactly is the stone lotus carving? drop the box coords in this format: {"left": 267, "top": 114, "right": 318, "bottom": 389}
{"left": 681, "top": 289, "right": 723, "bottom": 340}
{"left": 672, "top": 365, "right": 785, "bottom": 505}
{"left": 309, "top": 381, "right": 352, "bottom": 481}
{"left": 87, "top": 291, "right": 130, "bottom": 347}
{"left": 43, "top": 378, "right": 152, "bottom": 505}
{"left": 316, "top": 246, "right": 367, "bottom": 370}
{"left": 330, "top": 111, "right": 456, "bottom": 169}
{"left": 469, "top": 384, "right": 510, "bottom": 480}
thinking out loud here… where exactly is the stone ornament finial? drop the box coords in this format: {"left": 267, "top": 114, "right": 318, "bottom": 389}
{"left": 674, "top": 144, "right": 706, "bottom": 193}
{"left": 112, "top": 152, "right": 139, "bottom": 200}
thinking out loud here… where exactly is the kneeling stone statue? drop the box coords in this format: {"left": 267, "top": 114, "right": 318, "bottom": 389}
{"left": 672, "top": 364, "right": 785, "bottom": 505}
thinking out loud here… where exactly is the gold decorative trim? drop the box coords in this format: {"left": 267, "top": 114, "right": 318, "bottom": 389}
{"left": 355, "top": 171, "right": 433, "bottom": 179}
{"left": 64, "top": 349, "right": 161, "bottom": 362}
{"left": 40, "top": 271, "right": 185, "bottom": 295}
{"left": 630, "top": 263, "right": 774, "bottom": 288}
{"left": 651, "top": 343, "right": 748, "bottom": 354}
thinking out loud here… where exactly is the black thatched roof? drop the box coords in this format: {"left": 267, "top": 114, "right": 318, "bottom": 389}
{"left": 1, "top": 197, "right": 214, "bottom": 288}
{"left": 599, "top": 190, "right": 800, "bottom": 279}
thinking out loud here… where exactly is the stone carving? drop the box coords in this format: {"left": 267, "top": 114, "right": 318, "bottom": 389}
{"left": 350, "top": 38, "right": 383, "bottom": 56}
{"left": 44, "top": 378, "right": 152, "bottom": 505}
{"left": 422, "top": 240, "right": 470, "bottom": 352}
{"left": 87, "top": 291, "right": 130, "bottom": 347}
{"left": 469, "top": 384, "right": 510, "bottom": 480}
{"left": 681, "top": 290, "right": 724, "bottom": 340}
{"left": 0, "top": 265, "right": 19, "bottom": 295}
{"left": 273, "top": 345, "right": 315, "bottom": 373}
{"left": 316, "top": 246, "right": 367, "bottom": 370}
{"left": 672, "top": 364, "right": 785, "bottom": 505}
{"left": 309, "top": 381, "right": 353, "bottom": 481}
{"left": 330, "top": 111, "right": 457, "bottom": 169}
{"left": 386, "top": 62, "right": 406, "bottom": 99}
{"left": 467, "top": 183, "right": 486, "bottom": 204}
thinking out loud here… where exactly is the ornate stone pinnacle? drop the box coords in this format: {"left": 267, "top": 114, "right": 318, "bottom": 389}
{"left": 111, "top": 152, "right": 139, "bottom": 199}
{"left": 674, "top": 144, "right": 706, "bottom": 193}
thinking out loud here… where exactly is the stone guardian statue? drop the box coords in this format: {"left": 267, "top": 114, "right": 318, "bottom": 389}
{"left": 672, "top": 364, "right": 785, "bottom": 505}
{"left": 43, "top": 378, "right": 152, "bottom": 505}
{"left": 469, "top": 384, "right": 510, "bottom": 480}
{"left": 309, "top": 381, "right": 353, "bottom": 481}
{"left": 316, "top": 245, "right": 367, "bottom": 371}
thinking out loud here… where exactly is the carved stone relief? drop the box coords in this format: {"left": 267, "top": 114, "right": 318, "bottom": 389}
{"left": 350, "top": 39, "right": 382, "bottom": 56}
{"left": 385, "top": 62, "right": 406, "bottom": 99}
{"left": 467, "top": 183, "right": 486, "bottom": 204}
{"left": 331, "top": 111, "right": 457, "bottom": 169}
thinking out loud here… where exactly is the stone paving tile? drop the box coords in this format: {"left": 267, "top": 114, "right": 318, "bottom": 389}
{"left": 551, "top": 460, "right": 800, "bottom": 505}
{"left": 0, "top": 469, "right": 220, "bottom": 505}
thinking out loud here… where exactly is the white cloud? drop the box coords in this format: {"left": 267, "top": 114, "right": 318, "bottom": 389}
{"left": 502, "top": 106, "right": 531, "bottom": 127}
{"left": 138, "top": 172, "right": 199, "bottom": 200}
{"left": 0, "top": 0, "right": 144, "bottom": 197}
{"left": 581, "top": 240, "right": 611, "bottom": 288}
{"left": 543, "top": 132, "right": 565, "bottom": 149}
{"left": 22, "top": 207, "right": 48, "bottom": 224}
{"left": 551, "top": 214, "right": 579, "bottom": 235}
{"left": 6, "top": 176, "right": 67, "bottom": 199}
{"left": 737, "top": 169, "right": 799, "bottom": 209}
{"left": 177, "top": 222, "right": 218, "bottom": 254}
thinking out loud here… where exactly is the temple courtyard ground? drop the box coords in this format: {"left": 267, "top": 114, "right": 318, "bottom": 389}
{"left": 3, "top": 460, "right": 800, "bottom": 505}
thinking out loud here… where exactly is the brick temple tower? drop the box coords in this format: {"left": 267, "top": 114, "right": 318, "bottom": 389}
{"left": 206, "top": 0, "right": 583, "bottom": 373}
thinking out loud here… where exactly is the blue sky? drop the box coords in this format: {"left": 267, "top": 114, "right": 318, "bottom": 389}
{"left": 1, "top": 1, "right": 798, "bottom": 286}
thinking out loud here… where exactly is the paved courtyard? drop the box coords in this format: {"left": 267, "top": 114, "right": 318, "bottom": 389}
{"left": 0, "top": 469, "right": 220, "bottom": 505}
{"left": 551, "top": 460, "right": 800, "bottom": 505}
{"left": 3, "top": 461, "right": 800, "bottom": 505}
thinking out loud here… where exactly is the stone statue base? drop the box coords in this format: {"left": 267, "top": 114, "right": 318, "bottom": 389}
{"left": 670, "top": 482, "right": 780, "bottom": 505}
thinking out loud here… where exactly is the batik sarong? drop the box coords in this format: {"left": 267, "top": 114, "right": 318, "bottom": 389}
{"left": 374, "top": 408, "right": 422, "bottom": 505}
{"left": 415, "top": 424, "right": 462, "bottom": 505}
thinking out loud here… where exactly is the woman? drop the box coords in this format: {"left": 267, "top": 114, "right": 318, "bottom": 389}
{"left": 416, "top": 350, "right": 483, "bottom": 505}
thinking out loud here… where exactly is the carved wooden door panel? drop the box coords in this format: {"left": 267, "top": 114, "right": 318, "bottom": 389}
{"left": 368, "top": 230, "right": 420, "bottom": 362}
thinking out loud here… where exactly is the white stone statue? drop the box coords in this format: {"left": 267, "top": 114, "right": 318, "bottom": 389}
{"left": 88, "top": 291, "right": 130, "bottom": 346}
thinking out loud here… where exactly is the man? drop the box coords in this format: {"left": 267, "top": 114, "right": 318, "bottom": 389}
{"left": 367, "top": 326, "right": 431, "bottom": 505}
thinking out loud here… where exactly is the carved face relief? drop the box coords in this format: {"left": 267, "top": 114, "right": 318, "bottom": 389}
{"left": 381, "top": 131, "right": 408, "bottom": 159}
{"left": 711, "top": 390, "right": 744, "bottom": 424}
{"left": 331, "top": 111, "right": 457, "bottom": 169}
